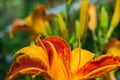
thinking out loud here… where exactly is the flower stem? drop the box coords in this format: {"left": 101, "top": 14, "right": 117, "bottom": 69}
{"left": 26, "top": 75, "right": 36, "bottom": 80}
{"left": 106, "top": 26, "right": 114, "bottom": 39}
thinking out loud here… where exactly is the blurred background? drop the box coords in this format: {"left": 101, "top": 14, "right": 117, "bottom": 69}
{"left": 0, "top": 0, "right": 120, "bottom": 80}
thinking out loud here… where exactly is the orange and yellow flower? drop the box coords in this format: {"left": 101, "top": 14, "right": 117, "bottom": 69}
{"left": 7, "top": 36, "right": 120, "bottom": 80}
{"left": 9, "top": 5, "right": 56, "bottom": 39}
{"left": 105, "top": 37, "right": 120, "bottom": 56}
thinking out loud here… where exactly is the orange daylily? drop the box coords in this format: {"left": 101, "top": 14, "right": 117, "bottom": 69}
{"left": 7, "top": 36, "right": 120, "bottom": 80}
{"left": 105, "top": 37, "right": 120, "bottom": 56}
{"left": 9, "top": 5, "right": 56, "bottom": 39}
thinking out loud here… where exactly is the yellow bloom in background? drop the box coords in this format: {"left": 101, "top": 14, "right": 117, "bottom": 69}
{"left": 7, "top": 36, "right": 120, "bottom": 80}
{"left": 105, "top": 37, "right": 120, "bottom": 56}
{"left": 88, "top": 3, "right": 97, "bottom": 32}
{"left": 9, "top": 5, "right": 56, "bottom": 39}
{"left": 88, "top": 3, "right": 97, "bottom": 40}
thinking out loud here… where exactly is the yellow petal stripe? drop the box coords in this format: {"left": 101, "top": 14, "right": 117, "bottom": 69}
{"left": 70, "top": 48, "right": 94, "bottom": 73}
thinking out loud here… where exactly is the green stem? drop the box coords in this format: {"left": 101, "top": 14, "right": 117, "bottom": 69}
{"left": 26, "top": 75, "right": 36, "bottom": 80}
{"left": 26, "top": 75, "right": 31, "bottom": 80}
{"left": 106, "top": 26, "right": 114, "bottom": 39}
{"left": 66, "top": 0, "right": 73, "bottom": 21}
{"left": 95, "top": 26, "right": 115, "bottom": 57}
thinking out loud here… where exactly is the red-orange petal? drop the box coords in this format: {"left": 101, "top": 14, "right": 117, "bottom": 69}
{"left": 9, "top": 18, "right": 32, "bottom": 39}
{"left": 43, "top": 41, "right": 69, "bottom": 80}
{"left": 43, "top": 41, "right": 55, "bottom": 67}
{"left": 74, "top": 55, "right": 120, "bottom": 80}
{"left": 7, "top": 55, "right": 49, "bottom": 80}
{"left": 43, "top": 36, "right": 73, "bottom": 79}
{"left": 104, "top": 37, "right": 120, "bottom": 51}
{"left": 43, "top": 36, "right": 71, "bottom": 62}
{"left": 35, "top": 36, "right": 72, "bottom": 79}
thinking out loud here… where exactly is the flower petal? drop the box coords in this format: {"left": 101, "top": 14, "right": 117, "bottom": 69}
{"left": 35, "top": 36, "right": 71, "bottom": 79}
{"left": 105, "top": 37, "right": 120, "bottom": 56}
{"left": 44, "top": 36, "right": 71, "bottom": 62}
{"left": 7, "top": 55, "right": 50, "bottom": 80}
{"left": 24, "top": 5, "right": 48, "bottom": 36}
{"left": 43, "top": 40, "right": 68, "bottom": 80}
{"left": 105, "top": 37, "right": 120, "bottom": 51}
{"left": 70, "top": 48, "right": 94, "bottom": 73}
{"left": 74, "top": 55, "right": 120, "bottom": 80}
{"left": 108, "top": 47, "right": 120, "bottom": 56}
{"left": 43, "top": 36, "right": 73, "bottom": 79}
{"left": 13, "top": 45, "right": 49, "bottom": 67}
{"left": 9, "top": 5, "right": 56, "bottom": 39}
{"left": 9, "top": 19, "right": 32, "bottom": 39}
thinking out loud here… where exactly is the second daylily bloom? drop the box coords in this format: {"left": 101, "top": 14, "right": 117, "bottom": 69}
{"left": 9, "top": 5, "right": 56, "bottom": 39}
{"left": 105, "top": 37, "right": 120, "bottom": 56}
{"left": 7, "top": 36, "right": 120, "bottom": 80}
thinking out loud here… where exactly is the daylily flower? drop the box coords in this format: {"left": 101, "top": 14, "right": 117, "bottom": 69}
{"left": 105, "top": 37, "right": 120, "bottom": 56}
{"left": 7, "top": 36, "right": 120, "bottom": 80}
{"left": 9, "top": 5, "right": 56, "bottom": 39}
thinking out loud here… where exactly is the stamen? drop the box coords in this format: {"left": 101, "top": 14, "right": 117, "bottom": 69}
{"left": 78, "top": 34, "right": 81, "bottom": 71}
{"left": 35, "top": 35, "right": 48, "bottom": 54}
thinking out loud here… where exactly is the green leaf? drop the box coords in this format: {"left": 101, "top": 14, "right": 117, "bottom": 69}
{"left": 100, "top": 6, "right": 109, "bottom": 31}
{"left": 75, "top": 20, "right": 80, "bottom": 38}
{"left": 79, "top": 0, "right": 89, "bottom": 40}
{"left": 57, "top": 15, "right": 69, "bottom": 40}
{"left": 45, "top": 21, "right": 52, "bottom": 36}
